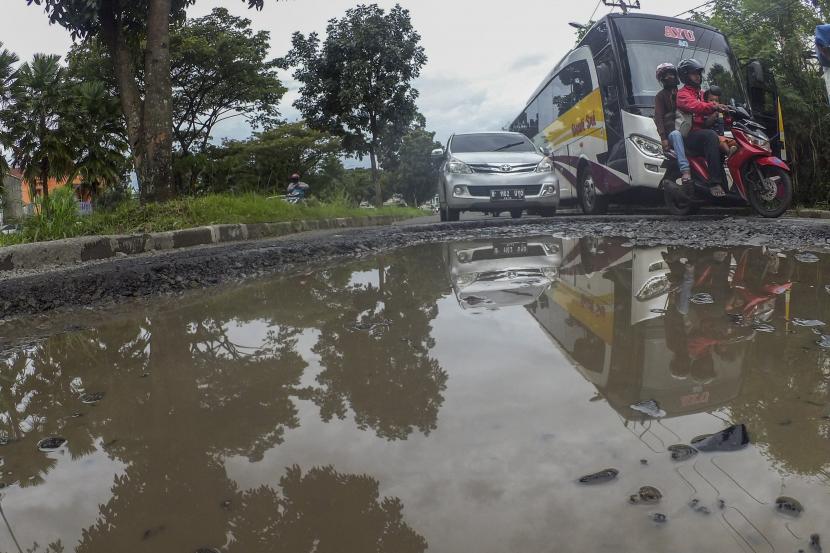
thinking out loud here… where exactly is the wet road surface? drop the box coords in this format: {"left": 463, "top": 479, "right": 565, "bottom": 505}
{"left": 2, "top": 236, "right": 830, "bottom": 552}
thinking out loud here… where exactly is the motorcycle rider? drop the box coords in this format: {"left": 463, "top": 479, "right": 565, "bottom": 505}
{"left": 676, "top": 59, "right": 730, "bottom": 197}
{"left": 653, "top": 63, "right": 692, "bottom": 186}
{"left": 287, "top": 173, "right": 310, "bottom": 198}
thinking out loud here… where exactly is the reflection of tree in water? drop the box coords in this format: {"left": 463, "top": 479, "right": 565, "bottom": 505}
{"left": 1, "top": 245, "right": 447, "bottom": 550}
{"left": 229, "top": 465, "right": 427, "bottom": 553}
{"left": 726, "top": 257, "right": 830, "bottom": 477}
{"left": 310, "top": 249, "right": 449, "bottom": 440}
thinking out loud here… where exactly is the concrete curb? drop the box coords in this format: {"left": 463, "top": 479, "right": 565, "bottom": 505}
{"left": 0, "top": 215, "right": 410, "bottom": 274}
{"left": 791, "top": 208, "right": 830, "bottom": 220}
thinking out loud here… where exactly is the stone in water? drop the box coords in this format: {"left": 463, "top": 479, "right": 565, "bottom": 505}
{"left": 694, "top": 424, "right": 750, "bottom": 452}
{"left": 578, "top": 468, "right": 619, "bottom": 484}
{"left": 775, "top": 496, "right": 804, "bottom": 516}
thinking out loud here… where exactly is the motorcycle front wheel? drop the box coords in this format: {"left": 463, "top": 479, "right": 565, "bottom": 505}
{"left": 746, "top": 164, "right": 792, "bottom": 218}
{"left": 662, "top": 179, "right": 697, "bottom": 216}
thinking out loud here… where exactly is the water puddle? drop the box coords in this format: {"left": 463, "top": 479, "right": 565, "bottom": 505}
{"left": 2, "top": 237, "right": 830, "bottom": 552}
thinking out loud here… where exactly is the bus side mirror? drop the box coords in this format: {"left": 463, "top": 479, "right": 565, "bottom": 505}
{"left": 747, "top": 60, "right": 764, "bottom": 88}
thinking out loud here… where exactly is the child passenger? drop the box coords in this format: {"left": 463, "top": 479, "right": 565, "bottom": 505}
{"left": 703, "top": 86, "right": 738, "bottom": 157}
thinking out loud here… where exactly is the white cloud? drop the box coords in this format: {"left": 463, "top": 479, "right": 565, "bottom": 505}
{"left": 1, "top": 0, "right": 708, "bottom": 147}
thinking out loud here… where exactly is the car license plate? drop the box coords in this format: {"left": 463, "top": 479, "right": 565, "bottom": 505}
{"left": 490, "top": 189, "right": 524, "bottom": 201}
{"left": 493, "top": 242, "right": 528, "bottom": 257}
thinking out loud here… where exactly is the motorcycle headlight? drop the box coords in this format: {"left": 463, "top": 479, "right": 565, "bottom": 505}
{"left": 746, "top": 132, "right": 771, "bottom": 152}
{"left": 636, "top": 274, "right": 671, "bottom": 301}
{"left": 535, "top": 158, "right": 554, "bottom": 173}
{"left": 447, "top": 158, "right": 472, "bottom": 174}
{"left": 630, "top": 135, "right": 665, "bottom": 158}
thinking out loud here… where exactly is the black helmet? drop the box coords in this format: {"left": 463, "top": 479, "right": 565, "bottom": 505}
{"left": 678, "top": 59, "right": 705, "bottom": 86}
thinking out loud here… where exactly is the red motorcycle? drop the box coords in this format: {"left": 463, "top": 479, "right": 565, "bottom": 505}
{"left": 662, "top": 107, "right": 792, "bottom": 218}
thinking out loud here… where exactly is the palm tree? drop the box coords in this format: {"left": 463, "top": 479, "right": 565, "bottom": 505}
{"left": 68, "top": 81, "right": 129, "bottom": 198}
{"left": 0, "top": 42, "right": 19, "bottom": 183}
{"left": 0, "top": 54, "right": 74, "bottom": 210}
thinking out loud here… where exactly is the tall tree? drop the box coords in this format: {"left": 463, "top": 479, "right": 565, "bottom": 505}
{"left": 26, "top": 0, "right": 280, "bottom": 202}
{"left": 390, "top": 127, "right": 442, "bottom": 206}
{"left": 0, "top": 42, "right": 19, "bottom": 182}
{"left": 693, "top": 0, "right": 830, "bottom": 204}
{"left": 68, "top": 81, "right": 130, "bottom": 196}
{"left": 282, "top": 4, "right": 427, "bottom": 206}
{"left": 171, "top": 8, "right": 285, "bottom": 161}
{"left": 0, "top": 54, "right": 74, "bottom": 209}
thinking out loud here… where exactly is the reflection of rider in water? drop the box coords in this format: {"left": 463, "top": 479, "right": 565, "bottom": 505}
{"left": 663, "top": 248, "right": 742, "bottom": 383}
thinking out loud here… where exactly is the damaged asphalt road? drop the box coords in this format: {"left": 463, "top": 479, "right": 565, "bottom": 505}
{"left": 1, "top": 215, "right": 829, "bottom": 323}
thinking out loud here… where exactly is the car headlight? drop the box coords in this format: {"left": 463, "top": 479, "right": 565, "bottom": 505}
{"left": 630, "top": 135, "right": 665, "bottom": 158}
{"left": 540, "top": 267, "right": 559, "bottom": 279}
{"left": 447, "top": 158, "right": 472, "bottom": 174}
{"left": 746, "top": 132, "right": 771, "bottom": 152}
{"left": 454, "top": 272, "right": 478, "bottom": 288}
{"left": 535, "top": 158, "right": 554, "bottom": 173}
{"left": 636, "top": 274, "right": 671, "bottom": 301}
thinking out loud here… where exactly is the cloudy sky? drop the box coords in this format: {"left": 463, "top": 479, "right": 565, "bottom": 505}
{"left": 1, "top": 0, "right": 707, "bottom": 147}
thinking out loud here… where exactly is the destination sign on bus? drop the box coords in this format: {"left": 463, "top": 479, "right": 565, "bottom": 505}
{"left": 664, "top": 26, "right": 696, "bottom": 42}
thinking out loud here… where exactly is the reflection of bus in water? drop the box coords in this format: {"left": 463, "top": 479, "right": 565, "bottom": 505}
{"left": 508, "top": 12, "right": 783, "bottom": 214}
{"left": 527, "top": 238, "right": 746, "bottom": 421}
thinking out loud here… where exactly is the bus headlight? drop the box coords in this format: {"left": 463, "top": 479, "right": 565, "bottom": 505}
{"left": 448, "top": 158, "right": 473, "bottom": 174}
{"left": 630, "top": 135, "right": 665, "bottom": 158}
{"left": 535, "top": 158, "right": 554, "bottom": 173}
{"left": 746, "top": 133, "right": 771, "bottom": 152}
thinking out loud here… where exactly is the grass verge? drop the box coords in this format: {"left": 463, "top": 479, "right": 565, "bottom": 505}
{"left": 0, "top": 192, "right": 424, "bottom": 247}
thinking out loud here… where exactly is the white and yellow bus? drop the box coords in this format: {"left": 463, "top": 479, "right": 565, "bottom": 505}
{"left": 509, "top": 13, "right": 782, "bottom": 214}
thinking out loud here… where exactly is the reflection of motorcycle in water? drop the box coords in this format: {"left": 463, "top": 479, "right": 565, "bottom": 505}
{"left": 446, "top": 237, "right": 562, "bottom": 310}
{"left": 527, "top": 238, "right": 746, "bottom": 423}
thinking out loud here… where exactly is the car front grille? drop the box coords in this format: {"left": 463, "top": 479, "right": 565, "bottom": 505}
{"left": 469, "top": 163, "right": 538, "bottom": 174}
{"left": 467, "top": 185, "right": 543, "bottom": 197}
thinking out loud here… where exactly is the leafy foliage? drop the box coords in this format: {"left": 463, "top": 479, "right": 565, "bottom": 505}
{"left": 0, "top": 54, "right": 75, "bottom": 206}
{"left": 693, "top": 0, "right": 830, "bottom": 205}
{"left": 201, "top": 122, "right": 342, "bottom": 195}
{"left": 281, "top": 4, "right": 427, "bottom": 204}
{"left": 389, "top": 128, "right": 442, "bottom": 206}
{"left": 171, "top": 7, "right": 285, "bottom": 157}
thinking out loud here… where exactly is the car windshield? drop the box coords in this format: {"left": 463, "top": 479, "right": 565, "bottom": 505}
{"left": 451, "top": 134, "right": 536, "bottom": 153}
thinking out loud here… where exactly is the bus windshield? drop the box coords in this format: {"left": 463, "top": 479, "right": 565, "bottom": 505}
{"left": 613, "top": 17, "right": 747, "bottom": 108}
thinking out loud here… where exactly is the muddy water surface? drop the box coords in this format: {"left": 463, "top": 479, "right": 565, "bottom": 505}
{"left": 2, "top": 237, "right": 830, "bottom": 553}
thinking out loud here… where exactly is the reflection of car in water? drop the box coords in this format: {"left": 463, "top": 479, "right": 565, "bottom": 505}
{"left": 447, "top": 237, "right": 562, "bottom": 310}
{"left": 528, "top": 238, "right": 747, "bottom": 421}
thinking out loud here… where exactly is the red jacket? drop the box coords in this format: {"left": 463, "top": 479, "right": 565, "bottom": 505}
{"left": 677, "top": 85, "right": 718, "bottom": 131}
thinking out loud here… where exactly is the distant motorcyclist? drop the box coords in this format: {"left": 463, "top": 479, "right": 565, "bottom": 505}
{"left": 676, "top": 59, "right": 730, "bottom": 198}
{"left": 287, "top": 173, "right": 310, "bottom": 202}
{"left": 653, "top": 63, "right": 692, "bottom": 186}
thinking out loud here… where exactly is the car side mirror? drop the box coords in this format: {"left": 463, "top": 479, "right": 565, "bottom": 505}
{"left": 431, "top": 148, "right": 445, "bottom": 159}
{"left": 541, "top": 146, "right": 552, "bottom": 157}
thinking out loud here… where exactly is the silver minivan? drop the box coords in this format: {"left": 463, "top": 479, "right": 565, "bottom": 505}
{"left": 432, "top": 132, "right": 559, "bottom": 221}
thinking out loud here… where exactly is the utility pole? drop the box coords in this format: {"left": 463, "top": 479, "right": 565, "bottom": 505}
{"left": 602, "top": 0, "right": 641, "bottom": 14}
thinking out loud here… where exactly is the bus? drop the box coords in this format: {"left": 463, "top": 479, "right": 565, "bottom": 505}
{"left": 508, "top": 13, "right": 782, "bottom": 214}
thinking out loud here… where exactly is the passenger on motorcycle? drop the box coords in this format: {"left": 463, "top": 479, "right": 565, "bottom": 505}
{"left": 702, "top": 86, "right": 738, "bottom": 157}
{"left": 676, "top": 59, "right": 730, "bottom": 198}
{"left": 653, "top": 63, "right": 692, "bottom": 186}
